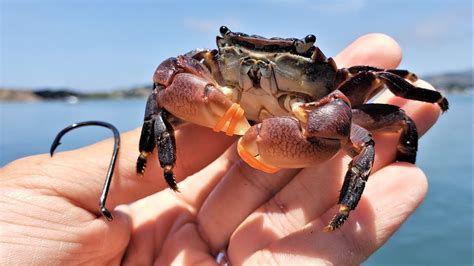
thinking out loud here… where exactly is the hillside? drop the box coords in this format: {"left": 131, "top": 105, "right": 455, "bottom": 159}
{"left": 422, "top": 69, "right": 472, "bottom": 93}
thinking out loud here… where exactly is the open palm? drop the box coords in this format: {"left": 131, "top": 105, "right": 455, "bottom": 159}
{"left": 0, "top": 33, "right": 442, "bottom": 265}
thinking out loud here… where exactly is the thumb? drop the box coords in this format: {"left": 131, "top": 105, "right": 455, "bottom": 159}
{"left": 77, "top": 204, "right": 132, "bottom": 265}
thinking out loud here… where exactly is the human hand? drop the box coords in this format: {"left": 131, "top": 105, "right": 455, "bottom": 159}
{"left": 0, "top": 33, "right": 442, "bottom": 265}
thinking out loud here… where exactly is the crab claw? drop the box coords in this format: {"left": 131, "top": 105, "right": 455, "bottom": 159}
{"left": 238, "top": 136, "right": 281, "bottom": 173}
{"left": 157, "top": 67, "right": 250, "bottom": 136}
{"left": 237, "top": 123, "right": 281, "bottom": 174}
{"left": 237, "top": 114, "right": 344, "bottom": 174}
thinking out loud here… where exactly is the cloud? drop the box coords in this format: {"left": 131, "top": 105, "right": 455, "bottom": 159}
{"left": 182, "top": 18, "right": 242, "bottom": 33}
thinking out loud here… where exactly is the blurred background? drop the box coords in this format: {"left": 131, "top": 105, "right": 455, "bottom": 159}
{"left": 1, "top": 0, "right": 472, "bottom": 265}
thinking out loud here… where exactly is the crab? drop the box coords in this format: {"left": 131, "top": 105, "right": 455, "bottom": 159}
{"left": 51, "top": 26, "right": 448, "bottom": 231}
{"left": 135, "top": 26, "right": 450, "bottom": 231}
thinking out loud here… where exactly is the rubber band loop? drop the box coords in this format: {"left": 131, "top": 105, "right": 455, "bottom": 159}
{"left": 213, "top": 103, "right": 239, "bottom": 132}
{"left": 226, "top": 106, "right": 244, "bottom": 136}
{"left": 237, "top": 138, "right": 280, "bottom": 173}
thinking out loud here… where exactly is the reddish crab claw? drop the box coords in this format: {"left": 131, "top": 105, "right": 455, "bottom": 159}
{"left": 52, "top": 26, "right": 449, "bottom": 231}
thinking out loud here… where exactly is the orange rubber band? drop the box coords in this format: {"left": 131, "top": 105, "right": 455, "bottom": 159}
{"left": 237, "top": 138, "right": 280, "bottom": 173}
{"left": 213, "top": 103, "right": 239, "bottom": 133}
{"left": 226, "top": 106, "right": 244, "bottom": 136}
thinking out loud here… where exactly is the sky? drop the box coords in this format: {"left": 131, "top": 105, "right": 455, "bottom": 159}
{"left": 0, "top": 0, "right": 472, "bottom": 92}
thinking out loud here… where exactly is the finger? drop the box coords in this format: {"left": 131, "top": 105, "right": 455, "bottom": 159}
{"left": 154, "top": 223, "right": 215, "bottom": 265}
{"left": 242, "top": 163, "right": 427, "bottom": 265}
{"left": 227, "top": 34, "right": 442, "bottom": 260}
{"left": 124, "top": 194, "right": 217, "bottom": 265}
{"left": 9, "top": 123, "right": 235, "bottom": 219}
{"left": 334, "top": 33, "right": 402, "bottom": 69}
{"left": 121, "top": 189, "right": 192, "bottom": 264}
{"left": 193, "top": 33, "right": 405, "bottom": 255}
{"left": 196, "top": 160, "right": 300, "bottom": 254}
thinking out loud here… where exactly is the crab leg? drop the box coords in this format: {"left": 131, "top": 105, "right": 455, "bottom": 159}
{"left": 352, "top": 103, "right": 418, "bottom": 163}
{"left": 335, "top": 66, "right": 418, "bottom": 90}
{"left": 325, "top": 124, "right": 375, "bottom": 231}
{"left": 377, "top": 72, "right": 449, "bottom": 111}
{"left": 137, "top": 85, "right": 179, "bottom": 191}
{"left": 137, "top": 86, "right": 159, "bottom": 174}
{"left": 154, "top": 109, "right": 178, "bottom": 191}
{"left": 336, "top": 67, "right": 449, "bottom": 112}
{"left": 325, "top": 104, "right": 419, "bottom": 230}
{"left": 344, "top": 66, "right": 418, "bottom": 82}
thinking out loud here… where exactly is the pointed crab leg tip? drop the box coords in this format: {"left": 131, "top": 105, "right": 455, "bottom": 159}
{"left": 167, "top": 180, "right": 180, "bottom": 193}
{"left": 136, "top": 166, "right": 146, "bottom": 176}
{"left": 136, "top": 153, "right": 148, "bottom": 175}
{"left": 439, "top": 98, "right": 449, "bottom": 113}
{"left": 164, "top": 168, "right": 180, "bottom": 192}
{"left": 100, "top": 207, "right": 113, "bottom": 221}
{"left": 323, "top": 225, "right": 335, "bottom": 232}
{"left": 324, "top": 205, "right": 350, "bottom": 232}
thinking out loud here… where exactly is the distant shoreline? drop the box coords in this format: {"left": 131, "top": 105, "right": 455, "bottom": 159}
{"left": 1, "top": 69, "right": 472, "bottom": 102}
{"left": 0, "top": 86, "right": 152, "bottom": 102}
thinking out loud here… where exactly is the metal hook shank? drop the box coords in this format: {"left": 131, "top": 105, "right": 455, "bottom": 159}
{"left": 50, "top": 120, "right": 120, "bottom": 221}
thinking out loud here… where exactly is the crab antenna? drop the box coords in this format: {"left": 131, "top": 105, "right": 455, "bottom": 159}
{"left": 50, "top": 120, "right": 120, "bottom": 221}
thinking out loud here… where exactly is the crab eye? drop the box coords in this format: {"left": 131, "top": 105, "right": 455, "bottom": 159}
{"left": 305, "top": 34, "right": 316, "bottom": 44}
{"left": 220, "top": 26, "right": 230, "bottom": 36}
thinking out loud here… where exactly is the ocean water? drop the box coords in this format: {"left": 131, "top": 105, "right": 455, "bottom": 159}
{"left": 0, "top": 95, "right": 472, "bottom": 265}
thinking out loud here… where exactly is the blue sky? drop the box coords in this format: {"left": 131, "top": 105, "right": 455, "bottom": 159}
{"left": 1, "top": 0, "right": 472, "bottom": 92}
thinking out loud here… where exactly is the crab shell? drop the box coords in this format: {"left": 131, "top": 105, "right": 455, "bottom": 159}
{"left": 215, "top": 31, "right": 336, "bottom": 122}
